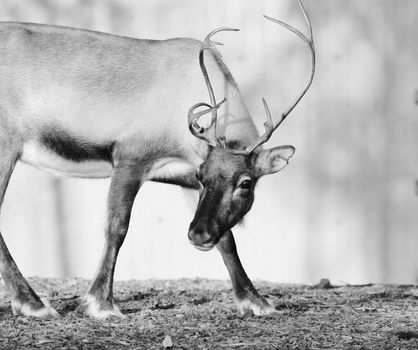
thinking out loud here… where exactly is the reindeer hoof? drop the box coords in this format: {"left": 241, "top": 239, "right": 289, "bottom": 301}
{"left": 78, "top": 295, "right": 126, "bottom": 319}
{"left": 236, "top": 295, "right": 277, "bottom": 316}
{"left": 11, "top": 297, "right": 60, "bottom": 318}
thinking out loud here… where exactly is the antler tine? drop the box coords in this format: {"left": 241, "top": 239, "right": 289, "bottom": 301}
{"left": 200, "top": 27, "right": 239, "bottom": 106}
{"left": 245, "top": 0, "right": 315, "bottom": 153}
{"left": 188, "top": 99, "right": 227, "bottom": 146}
{"left": 187, "top": 27, "right": 239, "bottom": 147}
{"left": 244, "top": 98, "right": 274, "bottom": 153}
{"left": 266, "top": 0, "right": 315, "bottom": 131}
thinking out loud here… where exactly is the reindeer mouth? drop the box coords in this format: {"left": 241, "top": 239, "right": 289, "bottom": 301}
{"left": 192, "top": 243, "right": 214, "bottom": 252}
{"left": 189, "top": 239, "right": 216, "bottom": 251}
{"left": 188, "top": 232, "right": 221, "bottom": 251}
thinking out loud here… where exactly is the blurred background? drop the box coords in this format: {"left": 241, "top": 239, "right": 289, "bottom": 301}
{"left": 0, "top": 0, "right": 416, "bottom": 285}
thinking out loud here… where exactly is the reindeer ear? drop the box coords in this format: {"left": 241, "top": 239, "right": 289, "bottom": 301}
{"left": 253, "top": 145, "right": 295, "bottom": 176}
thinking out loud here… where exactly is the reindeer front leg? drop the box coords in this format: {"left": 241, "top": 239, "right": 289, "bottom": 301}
{"left": 217, "top": 230, "right": 276, "bottom": 316}
{"left": 78, "top": 160, "right": 143, "bottom": 319}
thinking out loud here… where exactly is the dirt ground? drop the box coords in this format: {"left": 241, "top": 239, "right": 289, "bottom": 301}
{"left": 0, "top": 278, "right": 418, "bottom": 349}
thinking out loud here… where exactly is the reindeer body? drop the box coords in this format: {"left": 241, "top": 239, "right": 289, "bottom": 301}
{"left": 0, "top": 0, "right": 313, "bottom": 319}
{"left": 0, "top": 22, "right": 257, "bottom": 180}
{"left": 0, "top": 22, "right": 272, "bottom": 318}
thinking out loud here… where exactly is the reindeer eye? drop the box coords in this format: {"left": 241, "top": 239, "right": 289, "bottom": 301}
{"left": 239, "top": 179, "right": 252, "bottom": 190}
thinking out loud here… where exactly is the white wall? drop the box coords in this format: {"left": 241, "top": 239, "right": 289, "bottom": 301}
{"left": 0, "top": 0, "right": 417, "bottom": 284}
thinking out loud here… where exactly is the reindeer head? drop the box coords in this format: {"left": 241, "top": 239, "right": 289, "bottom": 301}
{"left": 187, "top": 0, "right": 314, "bottom": 251}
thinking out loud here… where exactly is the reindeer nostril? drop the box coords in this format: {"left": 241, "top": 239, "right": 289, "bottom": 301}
{"left": 188, "top": 225, "right": 213, "bottom": 246}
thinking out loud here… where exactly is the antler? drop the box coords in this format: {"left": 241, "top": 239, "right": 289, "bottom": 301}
{"left": 189, "top": 0, "right": 314, "bottom": 154}
{"left": 243, "top": 0, "right": 315, "bottom": 154}
{"left": 188, "top": 27, "right": 239, "bottom": 147}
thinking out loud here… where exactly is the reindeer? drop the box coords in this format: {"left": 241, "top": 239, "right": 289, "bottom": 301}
{"left": 0, "top": 0, "right": 314, "bottom": 318}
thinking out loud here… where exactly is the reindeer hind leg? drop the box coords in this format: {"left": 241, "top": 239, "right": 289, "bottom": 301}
{"left": 0, "top": 128, "right": 59, "bottom": 318}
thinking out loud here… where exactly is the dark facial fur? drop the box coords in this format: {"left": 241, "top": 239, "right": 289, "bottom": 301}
{"left": 188, "top": 147, "right": 258, "bottom": 250}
